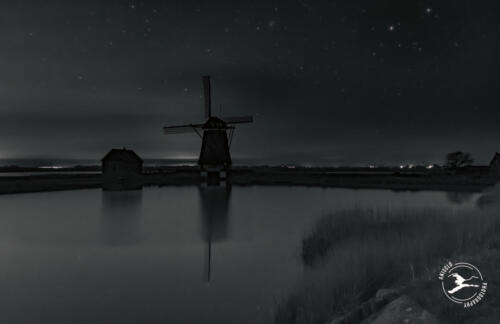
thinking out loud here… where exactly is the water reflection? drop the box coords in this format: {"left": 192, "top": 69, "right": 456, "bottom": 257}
{"left": 446, "top": 191, "right": 474, "bottom": 204}
{"left": 198, "top": 185, "right": 232, "bottom": 282}
{"left": 1, "top": 186, "right": 487, "bottom": 324}
{"left": 100, "top": 190, "right": 143, "bottom": 246}
{"left": 477, "top": 183, "right": 500, "bottom": 209}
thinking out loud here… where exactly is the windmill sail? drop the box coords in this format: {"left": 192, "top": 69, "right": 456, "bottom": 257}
{"left": 222, "top": 115, "right": 253, "bottom": 124}
{"left": 203, "top": 75, "right": 211, "bottom": 118}
{"left": 163, "top": 124, "right": 203, "bottom": 134}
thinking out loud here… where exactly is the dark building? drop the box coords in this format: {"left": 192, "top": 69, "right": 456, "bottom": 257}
{"left": 489, "top": 152, "right": 500, "bottom": 174}
{"left": 101, "top": 148, "right": 143, "bottom": 190}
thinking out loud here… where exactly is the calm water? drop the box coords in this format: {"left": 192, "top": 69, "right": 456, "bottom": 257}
{"left": 0, "top": 186, "right": 487, "bottom": 323}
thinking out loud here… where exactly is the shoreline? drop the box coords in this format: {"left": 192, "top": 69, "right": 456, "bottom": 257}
{"left": 350, "top": 232, "right": 500, "bottom": 324}
{"left": 0, "top": 168, "right": 498, "bottom": 195}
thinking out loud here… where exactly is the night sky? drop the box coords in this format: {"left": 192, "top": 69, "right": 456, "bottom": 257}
{"left": 1, "top": 1, "right": 499, "bottom": 165}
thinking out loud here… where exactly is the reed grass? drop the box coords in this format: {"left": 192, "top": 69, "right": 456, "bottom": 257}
{"left": 275, "top": 206, "right": 500, "bottom": 324}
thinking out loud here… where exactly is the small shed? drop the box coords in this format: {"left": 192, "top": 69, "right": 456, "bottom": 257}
{"left": 489, "top": 152, "right": 500, "bottom": 174}
{"left": 102, "top": 148, "right": 143, "bottom": 190}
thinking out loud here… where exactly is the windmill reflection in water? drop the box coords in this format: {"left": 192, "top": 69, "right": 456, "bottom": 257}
{"left": 198, "top": 184, "right": 232, "bottom": 283}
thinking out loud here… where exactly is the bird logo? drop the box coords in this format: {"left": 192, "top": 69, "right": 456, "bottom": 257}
{"left": 447, "top": 273, "right": 479, "bottom": 294}
{"left": 439, "top": 261, "right": 487, "bottom": 308}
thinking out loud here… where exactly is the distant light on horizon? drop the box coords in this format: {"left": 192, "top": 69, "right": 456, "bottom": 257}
{"left": 161, "top": 155, "right": 198, "bottom": 160}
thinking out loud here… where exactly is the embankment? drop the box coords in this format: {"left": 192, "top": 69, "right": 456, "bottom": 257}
{"left": 0, "top": 168, "right": 497, "bottom": 195}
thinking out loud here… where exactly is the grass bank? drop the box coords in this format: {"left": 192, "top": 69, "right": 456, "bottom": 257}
{"left": 0, "top": 167, "right": 498, "bottom": 195}
{"left": 404, "top": 232, "right": 500, "bottom": 323}
{"left": 275, "top": 205, "right": 500, "bottom": 324}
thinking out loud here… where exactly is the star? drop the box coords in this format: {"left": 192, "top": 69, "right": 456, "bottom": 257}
{"left": 388, "top": 25, "right": 395, "bottom": 32}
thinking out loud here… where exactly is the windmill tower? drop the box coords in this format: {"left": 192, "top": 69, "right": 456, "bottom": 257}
{"left": 163, "top": 76, "right": 253, "bottom": 185}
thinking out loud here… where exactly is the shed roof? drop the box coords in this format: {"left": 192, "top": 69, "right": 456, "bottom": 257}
{"left": 102, "top": 148, "right": 143, "bottom": 163}
{"left": 490, "top": 152, "right": 500, "bottom": 165}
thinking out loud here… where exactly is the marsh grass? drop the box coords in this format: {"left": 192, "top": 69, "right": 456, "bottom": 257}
{"left": 275, "top": 206, "right": 500, "bottom": 324}
{"left": 406, "top": 230, "right": 500, "bottom": 323}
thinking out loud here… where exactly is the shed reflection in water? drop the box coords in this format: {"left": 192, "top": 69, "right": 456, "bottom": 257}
{"left": 100, "top": 190, "right": 143, "bottom": 246}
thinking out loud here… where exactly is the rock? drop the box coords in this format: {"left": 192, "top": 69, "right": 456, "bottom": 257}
{"left": 328, "top": 289, "right": 402, "bottom": 324}
{"left": 328, "top": 316, "right": 345, "bottom": 324}
{"left": 364, "top": 295, "right": 440, "bottom": 324}
{"left": 375, "top": 288, "right": 400, "bottom": 303}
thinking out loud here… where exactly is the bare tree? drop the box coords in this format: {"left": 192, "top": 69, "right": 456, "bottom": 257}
{"left": 445, "top": 151, "right": 473, "bottom": 170}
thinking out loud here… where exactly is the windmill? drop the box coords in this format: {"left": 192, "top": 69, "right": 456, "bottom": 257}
{"left": 163, "top": 76, "right": 253, "bottom": 185}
